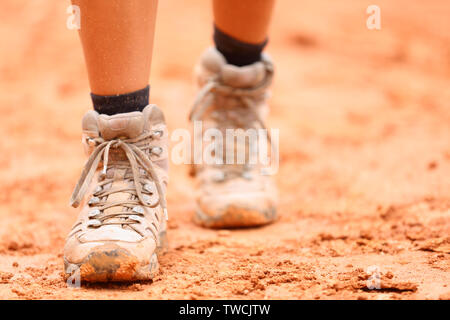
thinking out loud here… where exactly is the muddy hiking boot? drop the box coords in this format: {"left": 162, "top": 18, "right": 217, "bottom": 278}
{"left": 190, "top": 47, "right": 278, "bottom": 228}
{"left": 64, "top": 105, "right": 169, "bottom": 282}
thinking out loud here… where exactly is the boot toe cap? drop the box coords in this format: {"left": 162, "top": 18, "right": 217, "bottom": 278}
{"left": 196, "top": 190, "right": 277, "bottom": 228}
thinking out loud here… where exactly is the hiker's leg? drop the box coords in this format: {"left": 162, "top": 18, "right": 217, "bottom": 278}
{"left": 213, "top": 0, "right": 275, "bottom": 66}
{"left": 72, "top": 0, "right": 158, "bottom": 114}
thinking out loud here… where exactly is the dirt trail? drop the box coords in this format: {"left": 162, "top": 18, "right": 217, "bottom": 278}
{"left": 0, "top": 0, "right": 449, "bottom": 299}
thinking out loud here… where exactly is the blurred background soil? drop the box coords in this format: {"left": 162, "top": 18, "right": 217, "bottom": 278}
{"left": 0, "top": 0, "right": 449, "bottom": 299}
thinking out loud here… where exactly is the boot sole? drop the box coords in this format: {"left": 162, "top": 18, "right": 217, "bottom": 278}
{"left": 64, "top": 230, "right": 168, "bottom": 283}
{"left": 194, "top": 205, "right": 277, "bottom": 229}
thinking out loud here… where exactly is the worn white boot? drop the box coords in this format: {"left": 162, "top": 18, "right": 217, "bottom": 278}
{"left": 190, "top": 48, "right": 278, "bottom": 228}
{"left": 64, "top": 105, "right": 169, "bottom": 282}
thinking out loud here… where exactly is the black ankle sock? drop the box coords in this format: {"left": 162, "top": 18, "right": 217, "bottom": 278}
{"left": 214, "top": 25, "right": 268, "bottom": 67}
{"left": 91, "top": 85, "right": 150, "bottom": 115}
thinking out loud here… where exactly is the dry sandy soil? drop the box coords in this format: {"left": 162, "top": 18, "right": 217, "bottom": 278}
{"left": 0, "top": 0, "right": 449, "bottom": 300}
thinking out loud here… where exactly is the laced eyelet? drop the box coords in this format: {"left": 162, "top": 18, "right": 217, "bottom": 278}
{"left": 151, "top": 147, "right": 163, "bottom": 156}
{"left": 142, "top": 193, "right": 159, "bottom": 206}
{"left": 132, "top": 206, "right": 145, "bottom": 214}
{"left": 88, "top": 209, "right": 100, "bottom": 218}
{"left": 129, "top": 215, "right": 143, "bottom": 223}
{"left": 142, "top": 194, "right": 151, "bottom": 204}
{"left": 86, "top": 137, "right": 97, "bottom": 147}
{"left": 88, "top": 197, "right": 100, "bottom": 205}
{"left": 153, "top": 130, "right": 163, "bottom": 138}
{"left": 143, "top": 183, "right": 155, "bottom": 194}
{"left": 87, "top": 220, "right": 101, "bottom": 228}
{"left": 94, "top": 186, "right": 103, "bottom": 195}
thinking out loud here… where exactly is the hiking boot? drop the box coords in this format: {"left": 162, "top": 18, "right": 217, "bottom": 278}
{"left": 64, "top": 105, "right": 169, "bottom": 282}
{"left": 190, "top": 47, "right": 278, "bottom": 228}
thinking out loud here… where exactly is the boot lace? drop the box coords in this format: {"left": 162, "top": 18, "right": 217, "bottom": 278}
{"left": 69, "top": 131, "right": 168, "bottom": 229}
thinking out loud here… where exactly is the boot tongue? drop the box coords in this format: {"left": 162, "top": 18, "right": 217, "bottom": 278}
{"left": 97, "top": 112, "right": 145, "bottom": 222}
{"left": 103, "top": 168, "right": 132, "bottom": 223}
{"left": 97, "top": 111, "right": 145, "bottom": 140}
{"left": 221, "top": 62, "right": 266, "bottom": 88}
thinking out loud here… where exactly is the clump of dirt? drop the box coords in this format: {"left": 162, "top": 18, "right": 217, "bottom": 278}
{"left": 419, "top": 237, "right": 450, "bottom": 254}
{"left": 0, "top": 271, "right": 14, "bottom": 284}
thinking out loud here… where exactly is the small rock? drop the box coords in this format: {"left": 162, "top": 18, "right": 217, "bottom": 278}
{"left": 427, "top": 161, "right": 438, "bottom": 170}
{"left": 7, "top": 241, "right": 19, "bottom": 251}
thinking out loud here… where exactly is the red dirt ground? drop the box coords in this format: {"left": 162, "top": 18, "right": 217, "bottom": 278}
{"left": 0, "top": 0, "right": 449, "bottom": 299}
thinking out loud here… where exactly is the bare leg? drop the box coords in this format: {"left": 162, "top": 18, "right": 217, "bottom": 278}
{"left": 72, "top": 0, "right": 158, "bottom": 96}
{"left": 213, "top": 0, "right": 275, "bottom": 44}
